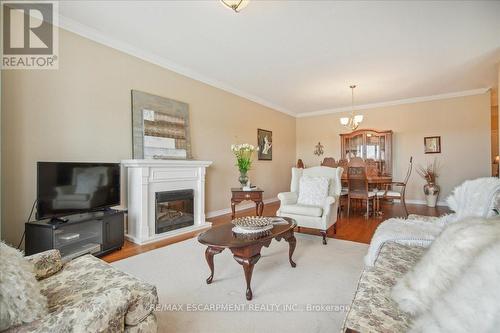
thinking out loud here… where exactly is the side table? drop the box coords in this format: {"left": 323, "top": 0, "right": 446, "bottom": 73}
{"left": 231, "top": 188, "right": 264, "bottom": 219}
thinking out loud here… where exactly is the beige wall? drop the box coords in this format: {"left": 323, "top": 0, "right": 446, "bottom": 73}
{"left": 0, "top": 27, "right": 493, "bottom": 245}
{"left": 0, "top": 29, "right": 296, "bottom": 245}
{"left": 296, "top": 93, "right": 491, "bottom": 204}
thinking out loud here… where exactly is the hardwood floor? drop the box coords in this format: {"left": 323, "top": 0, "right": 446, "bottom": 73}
{"left": 101, "top": 201, "right": 449, "bottom": 263}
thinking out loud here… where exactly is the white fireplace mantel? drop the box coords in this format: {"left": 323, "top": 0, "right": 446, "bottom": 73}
{"left": 121, "top": 159, "right": 212, "bottom": 245}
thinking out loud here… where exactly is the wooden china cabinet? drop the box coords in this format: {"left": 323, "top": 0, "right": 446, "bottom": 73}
{"left": 340, "top": 129, "right": 393, "bottom": 175}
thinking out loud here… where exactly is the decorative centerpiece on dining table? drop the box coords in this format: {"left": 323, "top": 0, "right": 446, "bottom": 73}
{"left": 231, "top": 143, "right": 257, "bottom": 187}
{"left": 417, "top": 159, "right": 440, "bottom": 207}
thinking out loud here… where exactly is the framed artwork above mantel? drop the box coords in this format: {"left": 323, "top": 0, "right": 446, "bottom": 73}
{"left": 424, "top": 136, "right": 441, "bottom": 154}
{"left": 131, "top": 90, "right": 192, "bottom": 160}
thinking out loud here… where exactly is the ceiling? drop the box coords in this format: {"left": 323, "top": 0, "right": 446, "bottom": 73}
{"left": 58, "top": 1, "right": 500, "bottom": 116}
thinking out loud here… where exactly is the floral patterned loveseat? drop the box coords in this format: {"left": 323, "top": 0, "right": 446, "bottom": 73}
{"left": 341, "top": 214, "right": 440, "bottom": 333}
{"left": 7, "top": 250, "right": 158, "bottom": 333}
{"left": 341, "top": 241, "right": 426, "bottom": 333}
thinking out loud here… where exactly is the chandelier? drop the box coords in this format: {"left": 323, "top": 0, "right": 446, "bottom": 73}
{"left": 220, "top": 0, "right": 249, "bottom": 13}
{"left": 340, "top": 85, "right": 364, "bottom": 131}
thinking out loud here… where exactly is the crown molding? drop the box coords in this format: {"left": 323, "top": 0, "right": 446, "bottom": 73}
{"left": 296, "top": 88, "right": 491, "bottom": 118}
{"left": 56, "top": 15, "right": 490, "bottom": 120}
{"left": 57, "top": 15, "right": 296, "bottom": 117}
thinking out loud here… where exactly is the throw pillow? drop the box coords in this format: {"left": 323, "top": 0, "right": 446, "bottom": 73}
{"left": 0, "top": 242, "right": 48, "bottom": 331}
{"left": 391, "top": 217, "right": 500, "bottom": 315}
{"left": 297, "top": 176, "right": 329, "bottom": 206}
{"left": 410, "top": 240, "right": 500, "bottom": 333}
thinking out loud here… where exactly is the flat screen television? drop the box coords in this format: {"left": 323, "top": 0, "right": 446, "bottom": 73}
{"left": 37, "top": 162, "right": 120, "bottom": 220}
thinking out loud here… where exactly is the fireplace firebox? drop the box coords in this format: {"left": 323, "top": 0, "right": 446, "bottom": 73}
{"left": 155, "top": 189, "right": 194, "bottom": 234}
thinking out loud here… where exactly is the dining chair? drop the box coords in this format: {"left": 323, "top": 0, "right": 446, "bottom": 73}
{"left": 321, "top": 157, "right": 337, "bottom": 168}
{"left": 347, "top": 166, "right": 377, "bottom": 218}
{"left": 365, "top": 159, "right": 379, "bottom": 178}
{"left": 337, "top": 159, "right": 349, "bottom": 217}
{"left": 349, "top": 156, "right": 365, "bottom": 165}
{"left": 338, "top": 159, "right": 348, "bottom": 179}
{"left": 378, "top": 156, "right": 413, "bottom": 217}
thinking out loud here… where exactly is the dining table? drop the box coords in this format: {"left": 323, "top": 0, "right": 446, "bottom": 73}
{"left": 341, "top": 175, "right": 393, "bottom": 188}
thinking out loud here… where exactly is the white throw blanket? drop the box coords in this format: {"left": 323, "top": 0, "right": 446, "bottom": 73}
{"left": 409, "top": 240, "right": 500, "bottom": 333}
{"left": 364, "top": 218, "right": 444, "bottom": 267}
{"left": 446, "top": 177, "right": 500, "bottom": 220}
{"left": 365, "top": 177, "right": 500, "bottom": 267}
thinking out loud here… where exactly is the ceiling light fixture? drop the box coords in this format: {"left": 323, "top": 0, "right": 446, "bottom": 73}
{"left": 340, "top": 85, "right": 364, "bottom": 131}
{"left": 220, "top": 0, "right": 249, "bottom": 13}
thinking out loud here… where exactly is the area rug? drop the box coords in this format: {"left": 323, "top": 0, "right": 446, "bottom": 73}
{"left": 112, "top": 233, "right": 368, "bottom": 333}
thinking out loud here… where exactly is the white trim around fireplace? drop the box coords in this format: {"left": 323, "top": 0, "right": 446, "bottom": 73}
{"left": 121, "top": 159, "right": 212, "bottom": 245}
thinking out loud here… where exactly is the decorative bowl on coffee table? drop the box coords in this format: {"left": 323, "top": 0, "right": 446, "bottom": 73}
{"left": 232, "top": 216, "right": 273, "bottom": 230}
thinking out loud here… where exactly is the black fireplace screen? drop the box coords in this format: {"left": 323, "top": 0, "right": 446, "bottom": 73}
{"left": 155, "top": 189, "right": 194, "bottom": 234}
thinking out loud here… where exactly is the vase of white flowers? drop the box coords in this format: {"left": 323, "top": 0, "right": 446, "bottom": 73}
{"left": 239, "top": 171, "right": 249, "bottom": 188}
{"left": 231, "top": 143, "right": 257, "bottom": 187}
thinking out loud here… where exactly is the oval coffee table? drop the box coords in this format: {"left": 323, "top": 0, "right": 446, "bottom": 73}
{"left": 198, "top": 217, "right": 297, "bottom": 300}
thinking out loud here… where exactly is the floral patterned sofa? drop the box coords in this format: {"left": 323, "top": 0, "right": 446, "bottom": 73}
{"left": 341, "top": 178, "right": 500, "bottom": 332}
{"left": 341, "top": 214, "right": 439, "bottom": 333}
{"left": 6, "top": 250, "right": 158, "bottom": 333}
{"left": 341, "top": 241, "right": 426, "bottom": 333}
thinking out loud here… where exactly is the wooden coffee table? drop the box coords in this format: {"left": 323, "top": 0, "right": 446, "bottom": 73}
{"left": 198, "top": 217, "right": 297, "bottom": 300}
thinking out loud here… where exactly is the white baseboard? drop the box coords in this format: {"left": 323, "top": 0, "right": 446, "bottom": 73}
{"left": 206, "top": 198, "right": 280, "bottom": 219}
{"left": 398, "top": 199, "right": 448, "bottom": 207}
{"left": 125, "top": 223, "right": 211, "bottom": 245}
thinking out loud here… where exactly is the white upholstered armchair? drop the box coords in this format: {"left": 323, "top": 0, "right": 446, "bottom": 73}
{"left": 277, "top": 166, "right": 343, "bottom": 244}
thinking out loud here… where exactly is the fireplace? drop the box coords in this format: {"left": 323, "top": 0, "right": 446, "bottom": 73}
{"left": 122, "top": 159, "right": 212, "bottom": 244}
{"left": 155, "top": 189, "right": 194, "bottom": 234}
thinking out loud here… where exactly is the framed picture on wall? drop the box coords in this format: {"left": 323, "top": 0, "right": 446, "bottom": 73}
{"left": 257, "top": 129, "right": 272, "bottom": 160}
{"left": 424, "top": 136, "right": 441, "bottom": 154}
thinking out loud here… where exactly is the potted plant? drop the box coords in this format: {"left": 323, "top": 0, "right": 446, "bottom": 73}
{"left": 416, "top": 159, "right": 440, "bottom": 207}
{"left": 231, "top": 143, "right": 257, "bottom": 187}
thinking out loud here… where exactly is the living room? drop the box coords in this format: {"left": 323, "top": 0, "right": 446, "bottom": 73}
{"left": 1, "top": 1, "right": 500, "bottom": 332}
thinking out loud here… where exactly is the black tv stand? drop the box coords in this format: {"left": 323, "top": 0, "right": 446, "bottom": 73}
{"left": 25, "top": 210, "right": 125, "bottom": 260}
